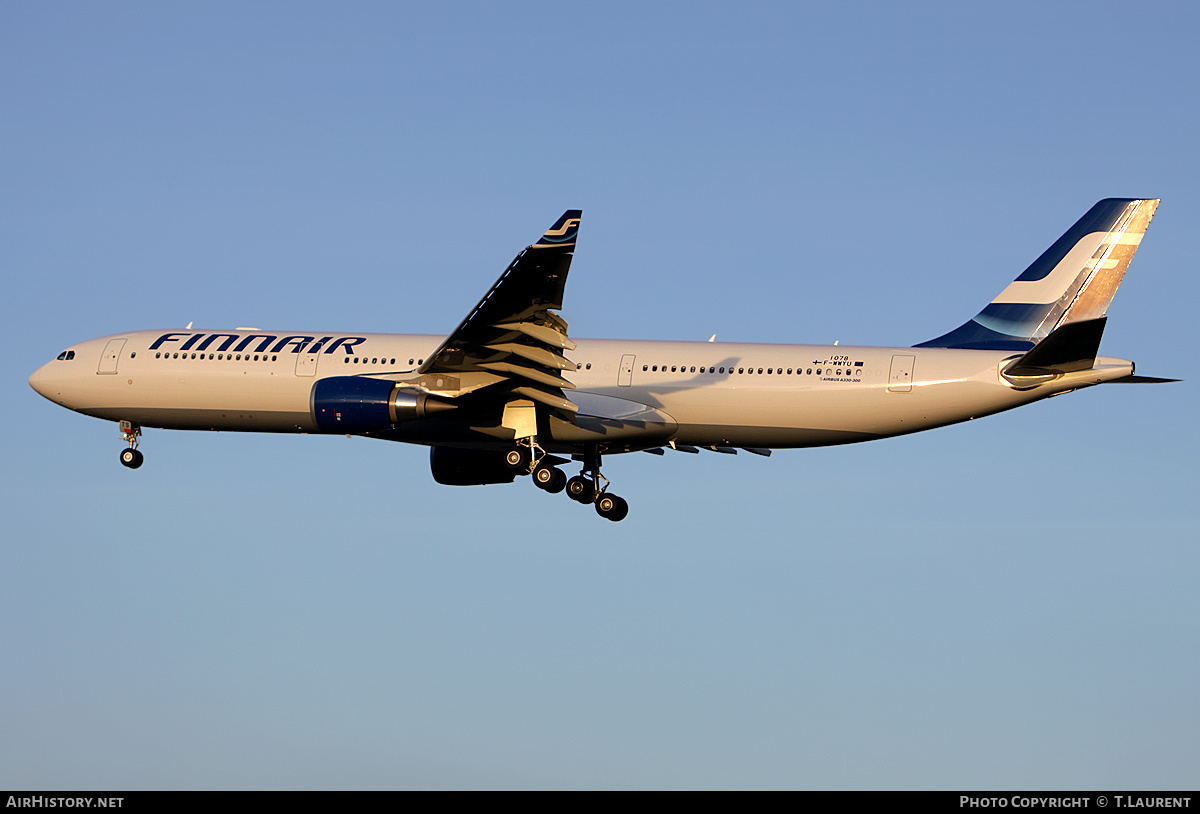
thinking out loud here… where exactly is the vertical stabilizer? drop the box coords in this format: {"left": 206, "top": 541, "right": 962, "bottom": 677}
{"left": 917, "top": 199, "right": 1158, "bottom": 350}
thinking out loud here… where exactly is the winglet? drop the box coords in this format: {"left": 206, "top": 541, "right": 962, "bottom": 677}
{"left": 531, "top": 210, "right": 582, "bottom": 249}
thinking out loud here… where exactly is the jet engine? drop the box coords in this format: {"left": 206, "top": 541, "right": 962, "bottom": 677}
{"left": 311, "top": 376, "right": 453, "bottom": 433}
{"left": 429, "top": 447, "right": 517, "bottom": 486}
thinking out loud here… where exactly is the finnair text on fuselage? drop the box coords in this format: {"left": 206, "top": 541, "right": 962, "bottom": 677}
{"left": 148, "top": 332, "right": 368, "bottom": 356}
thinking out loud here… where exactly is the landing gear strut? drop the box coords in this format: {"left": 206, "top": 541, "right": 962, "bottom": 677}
{"left": 504, "top": 436, "right": 541, "bottom": 473}
{"left": 509, "top": 437, "right": 568, "bottom": 494}
{"left": 568, "top": 445, "right": 629, "bottom": 521}
{"left": 118, "top": 421, "right": 143, "bottom": 469}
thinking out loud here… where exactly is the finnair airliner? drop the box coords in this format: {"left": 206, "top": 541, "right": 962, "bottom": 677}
{"left": 29, "top": 199, "right": 1172, "bottom": 521}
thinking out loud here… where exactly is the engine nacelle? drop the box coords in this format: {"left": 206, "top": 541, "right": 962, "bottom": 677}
{"left": 430, "top": 447, "right": 517, "bottom": 486}
{"left": 311, "top": 377, "right": 453, "bottom": 433}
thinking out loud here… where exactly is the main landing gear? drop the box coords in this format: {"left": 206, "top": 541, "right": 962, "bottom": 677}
{"left": 505, "top": 440, "right": 629, "bottom": 521}
{"left": 118, "top": 420, "right": 143, "bottom": 469}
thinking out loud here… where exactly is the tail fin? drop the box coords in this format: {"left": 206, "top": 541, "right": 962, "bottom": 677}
{"left": 916, "top": 198, "right": 1159, "bottom": 350}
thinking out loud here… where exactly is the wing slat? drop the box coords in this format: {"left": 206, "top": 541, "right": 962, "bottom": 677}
{"left": 511, "top": 385, "right": 579, "bottom": 413}
{"left": 485, "top": 341, "right": 577, "bottom": 371}
{"left": 476, "top": 360, "right": 577, "bottom": 390}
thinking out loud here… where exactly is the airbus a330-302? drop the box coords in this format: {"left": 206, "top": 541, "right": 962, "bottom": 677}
{"left": 30, "top": 199, "right": 1174, "bottom": 521}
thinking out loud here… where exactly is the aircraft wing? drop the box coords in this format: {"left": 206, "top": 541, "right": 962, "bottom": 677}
{"left": 414, "top": 210, "right": 582, "bottom": 417}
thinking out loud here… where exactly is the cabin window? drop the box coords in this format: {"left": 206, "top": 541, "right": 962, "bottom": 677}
{"left": 690, "top": 366, "right": 695, "bottom": 373}
{"left": 642, "top": 365, "right": 648, "bottom": 371}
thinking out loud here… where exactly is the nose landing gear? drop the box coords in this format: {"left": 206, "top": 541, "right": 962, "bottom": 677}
{"left": 118, "top": 421, "right": 143, "bottom": 469}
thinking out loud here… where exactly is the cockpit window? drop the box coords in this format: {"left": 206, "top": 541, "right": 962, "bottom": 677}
{"left": 56, "top": 350, "right": 75, "bottom": 360}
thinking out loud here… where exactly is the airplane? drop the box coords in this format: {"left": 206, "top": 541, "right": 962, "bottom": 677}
{"left": 29, "top": 199, "right": 1174, "bottom": 521}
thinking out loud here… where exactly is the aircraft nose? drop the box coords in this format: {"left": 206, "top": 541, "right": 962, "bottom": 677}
{"left": 29, "top": 363, "right": 51, "bottom": 397}
{"left": 29, "top": 361, "right": 65, "bottom": 403}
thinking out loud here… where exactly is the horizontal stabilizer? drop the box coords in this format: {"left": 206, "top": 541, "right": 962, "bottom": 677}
{"left": 1108, "top": 375, "right": 1181, "bottom": 384}
{"left": 1003, "top": 317, "right": 1107, "bottom": 380}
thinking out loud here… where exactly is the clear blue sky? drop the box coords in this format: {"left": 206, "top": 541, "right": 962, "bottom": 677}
{"left": 3, "top": 1, "right": 1197, "bottom": 789}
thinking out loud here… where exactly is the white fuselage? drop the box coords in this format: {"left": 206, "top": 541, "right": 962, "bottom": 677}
{"left": 28, "top": 328, "right": 1135, "bottom": 454}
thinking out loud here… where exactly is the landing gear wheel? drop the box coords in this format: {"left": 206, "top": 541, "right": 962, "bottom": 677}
{"left": 505, "top": 446, "right": 532, "bottom": 471}
{"left": 545, "top": 468, "right": 567, "bottom": 494}
{"left": 532, "top": 462, "right": 558, "bottom": 490}
{"left": 119, "top": 448, "right": 144, "bottom": 469}
{"left": 566, "top": 475, "right": 595, "bottom": 503}
{"left": 595, "top": 493, "right": 629, "bottom": 522}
